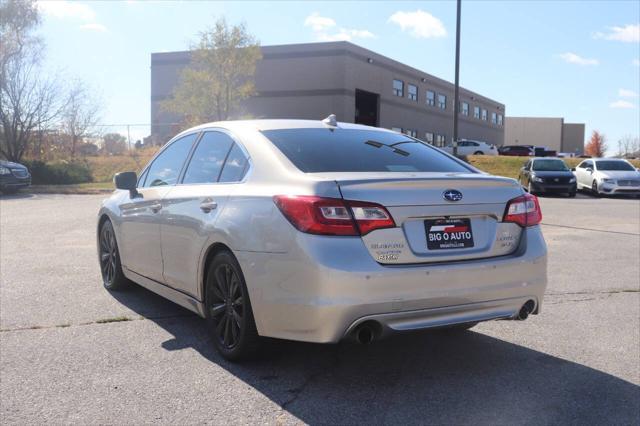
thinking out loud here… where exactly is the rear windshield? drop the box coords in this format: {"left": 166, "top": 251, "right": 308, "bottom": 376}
{"left": 261, "top": 128, "right": 474, "bottom": 173}
{"left": 532, "top": 159, "right": 569, "bottom": 171}
{"left": 595, "top": 160, "right": 635, "bottom": 171}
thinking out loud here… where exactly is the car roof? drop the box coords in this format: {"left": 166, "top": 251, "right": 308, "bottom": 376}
{"left": 182, "top": 119, "right": 395, "bottom": 134}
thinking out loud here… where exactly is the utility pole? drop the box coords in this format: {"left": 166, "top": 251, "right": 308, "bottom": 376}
{"left": 127, "top": 124, "right": 131, "bottom": 151}
{"left": 453, "top": 0, "right": 461, "bottom": 157}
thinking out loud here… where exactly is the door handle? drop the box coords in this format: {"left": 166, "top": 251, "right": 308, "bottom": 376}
{"left": 150, "top": 202, "right": 162, "bottom": 213}
{"left": 200, "top": 200, "right": 218, "bottom": 213}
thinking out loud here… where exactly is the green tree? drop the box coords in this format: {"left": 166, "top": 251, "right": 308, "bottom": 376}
{"left": 161, "top": 18, "right": 262, "bottom": 127}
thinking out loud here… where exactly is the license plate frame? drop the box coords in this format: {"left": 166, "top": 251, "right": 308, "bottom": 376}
{"left": 424, "top": 218, "right": 474, "bottom": 250}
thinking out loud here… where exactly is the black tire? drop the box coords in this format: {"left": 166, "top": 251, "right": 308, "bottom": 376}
{"left": 591, "top": 180, "right": 600, "bottom": 197}
{"left": 205, "top": 251, "right": 260, "bottom": 361}
{"left": 99, "top": 220, "right": 130, "bottom": 291}
{"left": 474, "top": 151, "right": 484, "bottom": 155}
{"left": 568, "top": 191, "right": 576, "bottom": 198}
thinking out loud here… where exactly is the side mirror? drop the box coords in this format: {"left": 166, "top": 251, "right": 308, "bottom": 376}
{"left": 571, "top": 167, "right": 576, "bottom": 172}
{"left": 114, "top": 171, "right": 138, "bottom": 196}
{"left": 586, "top": 168, "right": 593, "bottom": 173}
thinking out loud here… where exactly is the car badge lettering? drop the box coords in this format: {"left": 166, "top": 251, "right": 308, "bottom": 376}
{"left": 443, "top": 189, "right": 463, "bottom": 202}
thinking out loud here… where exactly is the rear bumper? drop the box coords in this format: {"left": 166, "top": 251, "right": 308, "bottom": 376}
{"left": 237, "top": 226, "right": 547, "bottom": 343}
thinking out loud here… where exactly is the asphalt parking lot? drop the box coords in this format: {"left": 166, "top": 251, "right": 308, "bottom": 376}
{"left": 1, "top": 192, "right": 639, "bottom": 425}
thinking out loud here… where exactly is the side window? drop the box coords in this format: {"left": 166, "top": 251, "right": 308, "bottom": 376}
{"left": 524, "top": 161, "right": 531, "bottom": 170}
{"left": 144, "top": 133, "right": 198, "bottom": 187}
{"left": 182, "top": 131, "right": 234, "bottom": 184}
{"left": 219, "top": 144, "right": 249, "bottom": 183}
{"left": 138, "top": 168, "right": 149, "bottom": 187}
{"left": 471, "top": 142, "right": 479, "bottom": 146}
{"left": 577, "top": 162, "right": 585, "bottom": 169}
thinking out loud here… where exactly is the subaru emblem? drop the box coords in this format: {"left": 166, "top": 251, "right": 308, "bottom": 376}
{"left": 443, "top": 189, "right": 463, "bottom": 202}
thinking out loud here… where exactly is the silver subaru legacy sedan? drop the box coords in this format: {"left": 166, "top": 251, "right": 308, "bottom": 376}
{"left": 97, "top": 118, "right": 547, "bottom": 360}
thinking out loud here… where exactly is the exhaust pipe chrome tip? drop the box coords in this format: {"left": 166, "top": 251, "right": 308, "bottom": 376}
{"left": 516, "top": 300, "right": 536, "bottom": 321}
{"left": 352, "top": 321, "right": 381, "bottom": 344}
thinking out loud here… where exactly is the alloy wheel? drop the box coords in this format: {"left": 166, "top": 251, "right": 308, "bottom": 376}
{"left": 99, "top": 224, "right": 118, "bottom": 285}
{"left": 209, "top": 264, "right": 244, "bottom": 349}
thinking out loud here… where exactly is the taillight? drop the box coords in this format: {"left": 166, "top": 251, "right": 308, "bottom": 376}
{"left": 503, "top": 193, "right": 542, "bottom": 227}
{"left": 273, "top": 196, "right": 395, "bottom": 236}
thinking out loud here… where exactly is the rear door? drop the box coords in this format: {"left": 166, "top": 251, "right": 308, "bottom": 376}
{"left": 335, "top": 174, "right": 524, "bottom": 264}
{"left": 118, "top": 133, "right": 198, "bottom": 282}
{"left": 159, "top": 130, "right": 250, "bottom": 297}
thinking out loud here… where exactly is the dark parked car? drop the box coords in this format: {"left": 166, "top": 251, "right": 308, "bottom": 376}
{"left": 519, "top": 158, "right": 576, "bottom": 197}
{"left": 0, "top": 160, "right": 31, "bottom": 193}
{"left": 525, "top": 146, "right": 557, "bottom": 157}
{"left": 498, "top": 145, "right": 534, "bottom": 156}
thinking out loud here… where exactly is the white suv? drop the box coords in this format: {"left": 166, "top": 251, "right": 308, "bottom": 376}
{"left": 442, "top": 140, "right": 498, "bottom": 156}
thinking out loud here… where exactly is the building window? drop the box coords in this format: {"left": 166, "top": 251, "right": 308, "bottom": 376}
{"left": 425, "top": 132, "right": 434, "bottom": 144}
{"left": 435, "top": 134, "right": 447, "bottom": 147}
{"left": 437, "top": 94, "right": 447, "bottom": 109}
{"left": 481, "top": 109, "right": 488, "bottom": 121}
{"left": 426, "top": 90, "right": 435, "bottom": 106}
{"left": 391, "top": 127, "right": 402, "bottom": 133}
{"left": 491, "top": 112, "right": 497, "bottom": 124}
{"left": 407, "top": 84, "right": 418, "bottom": 101}
{"left": 473, "top": 106, "right": 480, "bottom": 119}
{"left": 461, "top": 102, "right": 469, "bottom": 116}
{"left": 393, "top": 80, "right": 404, "bottom": 97}
{"left": 497, "top": 114, "right": 503, "bottom": 126}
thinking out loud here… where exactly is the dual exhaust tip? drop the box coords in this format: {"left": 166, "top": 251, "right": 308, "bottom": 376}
{"left": 351, "top": 299, "right": 536, "bottom": 344}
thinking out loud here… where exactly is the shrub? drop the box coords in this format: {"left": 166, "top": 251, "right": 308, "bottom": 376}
{"left": 23, "top": 160, "right": 93, "bottom": 185}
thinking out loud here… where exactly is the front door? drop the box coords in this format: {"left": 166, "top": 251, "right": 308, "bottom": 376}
{"left": 119, "top": 132, "right": 199, "bottom": 282}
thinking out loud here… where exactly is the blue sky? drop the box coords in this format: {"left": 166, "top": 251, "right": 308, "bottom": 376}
{"left": 37, "top": 0, "right": 640, "bottom": 152}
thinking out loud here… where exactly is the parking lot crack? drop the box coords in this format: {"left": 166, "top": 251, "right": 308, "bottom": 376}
{"left": 541, "top": 222, "right": 640, "bottom": 236}
{"left": 0, "top": 313, "right": 194, "bottom": 333}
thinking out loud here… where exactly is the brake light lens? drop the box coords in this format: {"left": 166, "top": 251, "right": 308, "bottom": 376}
{"left": 503, "top": 193, "right": 542, "bottom": 227}
{"left": 273, "top": 196, "right": 395, "bottom": 236}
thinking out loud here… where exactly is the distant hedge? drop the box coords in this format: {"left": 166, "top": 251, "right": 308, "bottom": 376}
{"left": 23, "top": 160, "right": 93, "bottom": 185}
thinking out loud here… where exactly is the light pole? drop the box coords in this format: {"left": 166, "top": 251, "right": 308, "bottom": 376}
{"left": 452, "top": 0, "right": 461, "bottom": 157}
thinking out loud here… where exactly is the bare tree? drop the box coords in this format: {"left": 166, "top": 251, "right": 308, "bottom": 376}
{"left": 0, "top": 50, "right": 64, "bottom": 162}
{"left": 0, "top": 0, "right": 41, "bottom": 80}
{"left": 0, "top": 0, "right": 64, "bottom": 162}
{"left": 61, "top": 81, "right": 101, "bottom": 158}
{"left": 617, "top": 135, "right": 640, "bottom": 158}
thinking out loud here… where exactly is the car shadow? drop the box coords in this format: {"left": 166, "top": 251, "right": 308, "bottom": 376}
{"left": 110, "top": 285, "right": 639, "bottom": 425}
{"left": 0, "top": 192, "right": 36, "bottom": 200}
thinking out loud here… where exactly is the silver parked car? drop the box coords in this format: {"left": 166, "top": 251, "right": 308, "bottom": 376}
{"left": 97, "top": 118, "right": 547, "bottom": 360}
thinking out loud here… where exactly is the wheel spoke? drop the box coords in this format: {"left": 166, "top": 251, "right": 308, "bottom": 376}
{"left": 210, "top": 303, "right": 226, "bottom": 317}
{"left": 232, "top": 296, "right": 243, "bottom": 307}
{"left": 225, "top": 266, "right": 233, "bottom": 297}
{"left": 216, "top": 314, "right": 227, "bottom": 340}
{"left": 232, "top": 308, "right": 242, "bottom": 326}
{"left": 223, "top": 315, "right": 232, "bottom": 346}
{"left": 215, "top": 267, "right": 228, "bottom": 298}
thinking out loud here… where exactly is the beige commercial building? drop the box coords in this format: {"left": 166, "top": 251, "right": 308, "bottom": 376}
{"left": 504, "top": 117, "right": 585, "bottom": 155}
{"left": 151, "top": 41, "right": 505, "bottom": 146}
